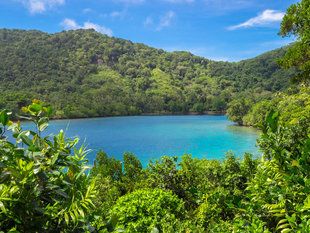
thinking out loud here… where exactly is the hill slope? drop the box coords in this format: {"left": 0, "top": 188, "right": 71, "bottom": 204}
{"left": 0, "top": 29, "right": 296, "bottom": 118}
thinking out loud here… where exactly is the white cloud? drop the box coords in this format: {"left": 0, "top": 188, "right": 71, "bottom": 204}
{"left": 144, "top": 17, "right": 153, "bottom": 26}
{"left": 15, "top": 0, "right": 65, "bottom": 14}
{"left": 60, "top": 18, "right": 113, "bottom": 36}
{"left": 156, "top": 11, "right": 175, "bottom": 31}
{"left": 82, "top": 8, "right": 92, "bottom": 14}
{"left": 61, "top": 18, "right": 78, "bottom": 29}
{"left": 228, "top": 9, "right": 284, "bottom": 30}
{"left": 83, "top": 22, "right": 113, "bottom": 36}
{"left": 163, "top": 0, "right": 195, "bottom": 3}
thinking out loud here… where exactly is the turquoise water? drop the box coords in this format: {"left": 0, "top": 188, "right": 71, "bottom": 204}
{"left": 21, "top": 115, "right": 260, "bottom": 166}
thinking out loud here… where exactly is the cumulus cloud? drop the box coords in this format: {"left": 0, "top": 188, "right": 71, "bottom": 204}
{"left": 15, "top": 0, "right": 65, "bottom": 14}
{"left": 60, "top": 18, "right": 113, "bottom": 36}
{"left": 156, "top": 11, "right": 175, "bottom": 31}
{"left": 228, "top": 9, "right": 284, "bottom": 30}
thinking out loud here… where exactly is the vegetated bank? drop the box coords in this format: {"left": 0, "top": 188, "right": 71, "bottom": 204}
{"left": 1, "top": 0, "right": 310, "bottom": 231}
{"left": 140, "top": 110, "right": 226, "bottom": 116}
{"left": 0, "top": 28, "right": 296, "bottom": 119}
{"left": 1, "top": 96, "right": 309, "bottom": 232}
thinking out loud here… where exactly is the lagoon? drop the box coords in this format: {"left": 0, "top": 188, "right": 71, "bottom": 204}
{"left": 22, "top": 115, "right": 260, "bottom": 166}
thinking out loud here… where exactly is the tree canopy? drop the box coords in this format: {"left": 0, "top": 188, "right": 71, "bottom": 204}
{"left": 278, "top": 0, "right": 310, "bottom": 82}
{"left": 0, "top": 29, "right": 296, "bottom": 118}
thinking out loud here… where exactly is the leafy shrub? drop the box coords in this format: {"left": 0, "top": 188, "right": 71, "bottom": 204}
{"left": 109, "top": 189, "right": 186, "bottom": 232}
{"left": 147, "top": 156, "right": 183, "bottom": 196}
{"left": 0, "top": 100, "right": 97, "bottom": 232}
{"left": 92, "top": 149, "right": 123, "bottom": 181}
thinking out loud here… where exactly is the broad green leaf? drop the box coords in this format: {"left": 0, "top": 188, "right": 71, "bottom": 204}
{"left": 0, "top": 201, "right": 7, "bottom": 214}
{"left": 29, "top": 104, "right": 42, "bottom": 112}
{"left": 47, "top": 106, "right": 53, "bottom": 116}
{"left": 278, "top": 219, "right": 288, "bottom": 225}
{"left": 54, "top": 189, "right": 69, "bottom": 199}
{"left": 69, "top": 211, "right": 76, "bottom": 224}
{"left": 28, "top": 145, "right": 39, "bottom": 152}
{"left": 278, "top": 224, "right": 290, "bottom": 229}
{"left": 0, "top": 111, "right": 9, "bottom": 126}
{"left": 51, "top": 153, "right": 59, "bottom": 166}
{"left": 18, "top": 131, "right": 33, "bottom": 146}
{"left": 281, "top": 229, "right": 292, "bottom": 233}
{"left": 39, "top": 122, "right": 48, "bottom": 132}
{"left": 64, "top": 213, "right": 69, "bottom": 226}
{"left": 26, "top": 161, "right": 34, "bottom": 171}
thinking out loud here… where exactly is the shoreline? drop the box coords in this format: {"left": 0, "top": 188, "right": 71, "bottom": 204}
{"left": 140, "top": 111, "right": 226, "bottom": 116}
{"left": 44, "top": 111, "right": 227, "bottom": 122}
{"left": 44, "top": 111, "right": 259, "bottom": 131}
{"left": 15, "top": 112, "right": 258, "bottom": 130}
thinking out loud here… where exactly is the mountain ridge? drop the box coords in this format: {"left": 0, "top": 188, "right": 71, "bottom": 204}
{"left": 0, "top": 28, "right": 297, "bottom": 118}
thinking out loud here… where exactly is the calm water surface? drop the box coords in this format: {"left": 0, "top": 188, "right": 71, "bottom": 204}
{"left": 22, "top": 115, "right": 260, "bottom": 166}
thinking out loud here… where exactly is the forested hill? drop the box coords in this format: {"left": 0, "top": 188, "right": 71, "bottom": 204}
{"left": 0, "top": 28, "right": 296, "bottom": 118}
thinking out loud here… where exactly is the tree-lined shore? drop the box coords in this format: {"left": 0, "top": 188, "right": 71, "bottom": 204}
{"left": 0, "top": 28, "right": 296, "bottom": 119}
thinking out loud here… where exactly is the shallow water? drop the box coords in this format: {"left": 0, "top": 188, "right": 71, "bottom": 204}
{"left": 21, "top": 115, "right": 260, "bottom": 166}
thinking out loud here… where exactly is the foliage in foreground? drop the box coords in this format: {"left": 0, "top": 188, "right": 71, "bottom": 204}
{"left": 1, "top": 94, "right": 310, "bottom": 233}
{"left": 0, "top": 100, "right": 97, "bottom": 232}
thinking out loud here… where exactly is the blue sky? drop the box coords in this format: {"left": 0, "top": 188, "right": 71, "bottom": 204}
{"left": 0, "top": 0, "right": 298, "bottom": 61}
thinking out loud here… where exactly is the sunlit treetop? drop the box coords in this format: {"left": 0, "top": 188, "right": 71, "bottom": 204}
{"left": 278, "top": 0, "right": 310, "bottom": 82}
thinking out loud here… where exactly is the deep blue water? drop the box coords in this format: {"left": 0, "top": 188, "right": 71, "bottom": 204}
{"left": 21, "top": 115, "right": 260, "bottom": 166}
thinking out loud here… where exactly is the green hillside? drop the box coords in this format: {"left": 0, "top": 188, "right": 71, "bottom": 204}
{"left": 0, "top": 29, "right": 296, "bottom": 118}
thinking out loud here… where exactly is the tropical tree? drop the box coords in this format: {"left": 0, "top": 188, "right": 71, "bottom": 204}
{"left": 278, "top": 0, "right": 310, "bottom": 82}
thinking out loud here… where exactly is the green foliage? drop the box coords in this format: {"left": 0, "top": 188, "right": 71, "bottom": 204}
{"left": 109, "top": 189, "right": 186, "bottom": 232}
{"left": 228, "top": 85, "right": 310, "bottom": 128}
{"left": 247, "top": 111, "right": 310, "bottom": 232}
{"left": 1, "top": 2, "right": 310, "bottom": 231}
{"left": 91, "top": 150, "right": 149, "bottom": 228}
{"left": 0, "top": 100, "right": 97, "bottom": 232}
{"left": 0, "top": 29, "right": 296, "bottom": 118}
{"left": 242, "top": 98, "right": 277, "bottom": 127}
{"left": 92, "top": 150, "right": 123, "bottom": 181}
{"left": 226, "top": 98, "right": 253, "bottom": 125}
{"left": 122, "top": 152, "right": 142, "bottom": 180}
{"left": 147, "top": 156, "right": 181, "bottom": 193}
{"left": 2, "top": 98, "right": 310, "bottom": 232}
{"left": 278, "top": 0, "right": 310, "bottom": 82}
